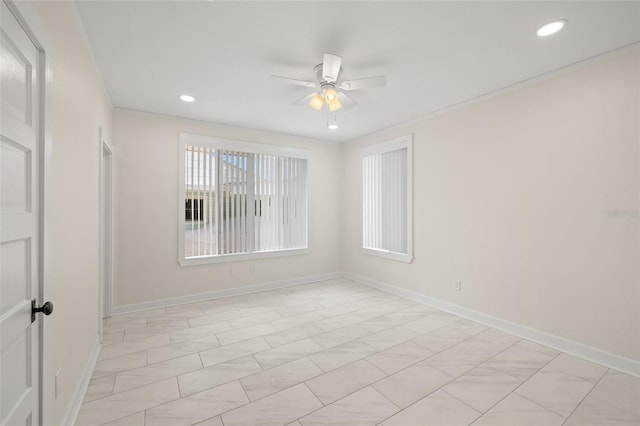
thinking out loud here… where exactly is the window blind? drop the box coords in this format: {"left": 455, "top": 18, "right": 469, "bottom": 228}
{"left": 361, "top": 135, "right": 413, "bottom": 262}
{"left": 183, "top": 142, "right": 308, "bottom": 260}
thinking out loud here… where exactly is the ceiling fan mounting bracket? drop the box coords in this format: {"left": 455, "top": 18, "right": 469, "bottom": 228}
{"left": 320, "top": 82, "right": 336, "bottom": 92}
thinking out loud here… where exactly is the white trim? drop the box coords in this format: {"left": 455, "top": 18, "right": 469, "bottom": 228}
{"left": 361, "top": 248, "right": 413, "bottom": 263}
{"left": 361, "top": 134, "right": 412, "bottom": 156}
{"left": 361, "top": 134, "right": 413, "bottom": 263}
{"left": 99, "top": 129, "right": 113, "bottom": 325}
{"left": 60, "top": 336, "right": 101, "bottom": 426}
{"left": 5, "top": 1, "right": 55, "bottom": 423}
{"left": 112, "top": 272, "right": 342, "bottom": 316}
{"left": 178, "top": 136, "right": 186, "bottom": 261}
{"left": 178, "top": 247, "right": 311, "bottom": 266}
{"left": 345, "top": 272, "right": 640, "bottom": 378}
{"left": 98, "top": 129, "right": 103, "bottom": 340}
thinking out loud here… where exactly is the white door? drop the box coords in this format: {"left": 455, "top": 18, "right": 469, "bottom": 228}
{"left": 1, "top": 1, "right": 45, "bottom": 424}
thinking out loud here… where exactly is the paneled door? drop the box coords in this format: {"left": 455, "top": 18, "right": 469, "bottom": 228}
{"left": 1, "top": 1, "right": 46, "bottom": 424}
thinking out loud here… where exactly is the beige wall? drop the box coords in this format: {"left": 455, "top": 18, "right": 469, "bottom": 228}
{"left": 112, "top": 110, "right": 342, "bottom": 307}
{"left": 31, "top": 1, "right": 113, "bottom": 423}
{"left": 342, "top": 47, "right": 640, "bottom": 361}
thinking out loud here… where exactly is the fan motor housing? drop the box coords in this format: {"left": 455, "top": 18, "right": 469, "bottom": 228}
{"left": 314, "top": 63, "right": 342, "bottom": 84}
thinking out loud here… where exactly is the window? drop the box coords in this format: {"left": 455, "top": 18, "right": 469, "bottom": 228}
{"left": 361, "top": 135, "right": 413, "bottom": 263}
{"left": 179, "top": 133, "right": 310, "bottom": 265}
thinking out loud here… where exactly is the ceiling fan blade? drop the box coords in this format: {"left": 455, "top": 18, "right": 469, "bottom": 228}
{"left": 271, "top": 75, "right": 317, "bottom": 88}
{"left": 322, "top": 54, "right": 342, "bottom": 82}
{"left": 337, "top": 92, "right": 357, "bottom": 109}
{"left": 292, "top": 92, "right": 316, "bottom": 106}
{"left": 338, "top": 76, "right": 386, "bottom": 91}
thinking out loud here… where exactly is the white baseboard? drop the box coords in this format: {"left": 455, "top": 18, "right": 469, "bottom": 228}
{"left": 61, "top": 335, "right": 101, "bottom": 426}
{"left": 345, "top": 272, "right": 640, "bottom": 378}
{"left": 111, "top": 272, "right": 343, "bottom": 316}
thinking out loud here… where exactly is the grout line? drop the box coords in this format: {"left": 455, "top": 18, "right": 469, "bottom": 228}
{"left": 250, "top": 352, "right": 264, "bottom": 371}
{"left": 376, "top": 336, "right": 529, "bottom": 421}
{"left": 197, "top": 352, "right": 205, "bottom": 369}
{"left": 188, "top": 377, "right": 318, "bottom": 421}
{"left": 304, "top": 356, "right": 327, "bottom": 377}
{"left": 95, "top": 378, "right": 186, "bottom": 424}
{"left": 371, "top": 385, "right": 403, "bottom": 410}
{"left": 109, "top": 374, "right": 116, "bottom": 396}
{"left": 91, "top": 352, "right": 147, "bottom": 380}
{"left": 560, "top": 368, "right": 610, "bottom": 425}
{"left": 515, "top": 392, "right": 570, "bottom": 419}
{"left": 299, "top": 383, "right": 401, "bottom": 423}
{"left": 467, "top": 350, "right": 565, "bottom": 421}
{"left": 236, "top": 377, "right": 252, "bottom": 402}
{"left": 175, "top": 374, "right": 184, "bottom": 399}
{"left": 214, "top": 302, "right": 441, "bottom": 378}
{"left": 440, "top": 387, "right": 484, "bottom": 415}
{"left": 95, "top": 409, "right": 145, "bottom": 426}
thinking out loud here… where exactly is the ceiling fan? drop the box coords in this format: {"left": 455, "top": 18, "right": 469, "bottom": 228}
{"left": 271, "top": 53, "right": 386, "bottom": 112}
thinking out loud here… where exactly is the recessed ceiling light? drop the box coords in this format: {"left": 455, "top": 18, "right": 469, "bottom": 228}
{"left": 537, "top": 20, "right": 567, "bottom": 37}
{"left": 180, "top": 94, "right": 195, "bottom": 102}
{"left": 327, "top": 123, "right": 338, "bottom": 130}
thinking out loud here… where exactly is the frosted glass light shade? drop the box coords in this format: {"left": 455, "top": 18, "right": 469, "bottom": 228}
{"left": 309, "top": 93, "right": 324, "bottom": 110}
{"left": 328, "top": 98, "right": 342, "bottom": 111}
{"left": 324, "top": 87, "right": 338, "bottom": 103}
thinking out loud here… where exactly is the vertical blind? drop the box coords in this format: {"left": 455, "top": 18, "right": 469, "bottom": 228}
{"left": 362, "top": 146, "right": 408, "bottom": 255}
{"left": 184, "top": 145, "right": 308, "bottom": 259}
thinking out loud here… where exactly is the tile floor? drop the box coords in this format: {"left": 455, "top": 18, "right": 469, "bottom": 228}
{"left": 76, "top": 278, "right": 640, "bottom": 425}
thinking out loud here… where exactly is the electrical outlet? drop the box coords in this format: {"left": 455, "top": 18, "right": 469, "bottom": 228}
{"left": 455, "top": 281, "right": 462, "bottom": 292}
{"left": 55, "top": 368, "right": 62, "bottom": 399}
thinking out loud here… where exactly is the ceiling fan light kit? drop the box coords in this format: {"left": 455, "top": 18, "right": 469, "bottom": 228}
{"left": 324, "top": 87, "right": 338, "bottom": 102}
{"left": 309, "top": 93, "right": 324, "bottom": 110}
{"left": 323, "top": 86, "right": 342, "bottom": 111}
{"left": 272, "top": 53, "right": 387, "bottom": 128}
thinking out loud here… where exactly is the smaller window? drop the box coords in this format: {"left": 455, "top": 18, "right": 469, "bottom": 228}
{"left": 361, "top": 135, "right": 413, "bottom": 263}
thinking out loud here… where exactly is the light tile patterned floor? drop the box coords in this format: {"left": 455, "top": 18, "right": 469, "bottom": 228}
{"left": 76, "top": 279, "right": 640, "bottom": 426}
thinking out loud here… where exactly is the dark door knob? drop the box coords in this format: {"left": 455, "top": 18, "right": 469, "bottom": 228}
{"left": 31, "top": 300, "right": 54, "bottom": 322}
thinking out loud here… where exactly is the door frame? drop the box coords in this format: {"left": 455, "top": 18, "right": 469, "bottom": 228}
{"left": 4, "top": 0, "right": 54, "bottom": 423}
{"left": 99, "top": 128, "right": 114, "bottom": 335}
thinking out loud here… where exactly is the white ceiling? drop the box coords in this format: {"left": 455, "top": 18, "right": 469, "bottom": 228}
{"left": 76, "top": 1, "right": 639, "bottom": 143}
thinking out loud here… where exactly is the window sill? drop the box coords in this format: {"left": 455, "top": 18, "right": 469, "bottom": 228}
{"left": 362, "top": 247, "right": 413, "bottom": 263}
{"left": 178, "top": 247, "right": 311, "bottom": 266}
